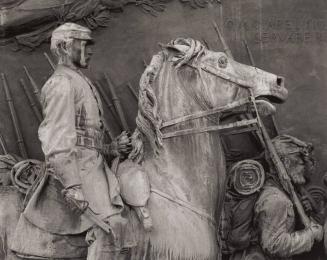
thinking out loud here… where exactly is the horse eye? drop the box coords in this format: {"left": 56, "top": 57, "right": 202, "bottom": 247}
{"left": 217, "top": 56, "right": 228, "bottom": 69}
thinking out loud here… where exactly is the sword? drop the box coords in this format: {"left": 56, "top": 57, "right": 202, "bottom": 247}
{"left": 83, "top": 207, "right": 116, "bottom": 240}
{"left": 65, "top": 195, "right": 116, "bottom": 240}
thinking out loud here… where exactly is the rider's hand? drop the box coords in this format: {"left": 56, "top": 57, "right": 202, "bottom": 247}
{"left": 62, "top": 185, "right": 88, "bottom": 215}
{"left": 110, "top": 131, "right": 132, "bottom": 157}
{"left": 309, "top": 220, "right": 323, "bottom": 242}
{"left": 300, "top": 194, "right": 313, "bottom": 214}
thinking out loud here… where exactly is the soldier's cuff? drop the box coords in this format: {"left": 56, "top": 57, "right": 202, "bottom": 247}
{"left": 48, "top": 156, "right": 82, "bottom": 188}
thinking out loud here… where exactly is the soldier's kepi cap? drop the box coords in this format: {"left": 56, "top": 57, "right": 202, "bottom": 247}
{"left": 272, "top": 134, "right": 313, "bottom": 157}
{"left": 51, "top": 22, "right": 92, "bottom": 42}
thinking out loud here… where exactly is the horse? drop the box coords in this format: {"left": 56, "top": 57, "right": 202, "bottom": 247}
{"left": 0, "top": 38, "right": 288, "bottom": 260}
{"left": 127, "top": 38, "right": 287, "bottom": 259}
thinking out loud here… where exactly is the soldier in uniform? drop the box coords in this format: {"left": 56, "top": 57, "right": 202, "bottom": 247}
{"left": 254, "top": 135, "right": 323, "bottom": 260}
{"left": 38, "top": 22, "right": 135, "bottom": 259}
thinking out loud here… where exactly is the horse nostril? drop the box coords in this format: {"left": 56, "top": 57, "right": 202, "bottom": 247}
{"left": 276, "top": 77, "right": 284, "bottom": 87}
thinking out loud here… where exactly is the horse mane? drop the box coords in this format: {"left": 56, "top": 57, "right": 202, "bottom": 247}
{"left": 131, "top": 38, "right": 206, "bottom": 161}
{"left": 135, "top": 52, "right": 165, "bottom": 157}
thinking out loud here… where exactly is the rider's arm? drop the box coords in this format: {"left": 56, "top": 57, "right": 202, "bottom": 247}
{"left": 38, "top": 75, "right": 81, "bottom": 188}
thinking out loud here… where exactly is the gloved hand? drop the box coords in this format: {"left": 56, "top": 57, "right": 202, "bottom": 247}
{"left": 109, "top": 131, "right": 132, "bottom": 157}
{"left": 300, "top": 194, "right": 313, "bottom": 214}
{"left": 309, "top": 220, "right": 323, "bottom": 242}
{"left": 62, "top": 185, "right": 88, "bottom": 215}
{"left": 128, "top": 129, "right": 144, "bottom": 163}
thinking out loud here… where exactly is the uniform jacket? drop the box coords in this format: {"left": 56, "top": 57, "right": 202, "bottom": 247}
{"left": 24, "top": 65, "right": 123, "bottom": 235}
{"left": 254, "top": 180, "right": 315, "bottom": 260}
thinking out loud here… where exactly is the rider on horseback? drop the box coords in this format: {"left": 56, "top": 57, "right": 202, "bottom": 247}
{"left": 31, "top": 22, "right": 151, "bottom": 259}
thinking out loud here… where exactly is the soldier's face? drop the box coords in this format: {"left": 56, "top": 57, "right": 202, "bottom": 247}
{"left": 71, "top": 39, "right": 93, "bottom": 68}
{"left": 284, "top": 153, "right": 314, "bottom": 185}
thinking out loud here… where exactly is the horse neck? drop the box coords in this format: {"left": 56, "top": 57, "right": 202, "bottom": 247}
{"left": 147, "top": 63, "right": 227, "bottom": 215}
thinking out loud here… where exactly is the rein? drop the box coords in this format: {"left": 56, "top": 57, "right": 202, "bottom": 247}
{"left": 151, "top": 188, "right": 217, "bottom": 227}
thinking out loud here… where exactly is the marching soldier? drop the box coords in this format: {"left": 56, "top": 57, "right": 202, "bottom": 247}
{"left": 254, "top": 135, "right": 323, "bottom": 259}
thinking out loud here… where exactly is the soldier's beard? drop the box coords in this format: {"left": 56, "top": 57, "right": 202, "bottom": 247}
{"left": 57, "top": 40, "right": 90, "bottom": 69}
{"left": 288, "top": 167, "right": 306, "bottom": 185}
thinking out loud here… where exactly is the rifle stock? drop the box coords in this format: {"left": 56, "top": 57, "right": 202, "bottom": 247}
{"left": 1, "top": 73, "right": 28, "bottom": 158}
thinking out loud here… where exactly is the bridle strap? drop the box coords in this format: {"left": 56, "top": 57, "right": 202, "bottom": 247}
{"left": 161, "top": 97, "right": 252, "bottom": 129}
{"left": 195, "top": 63, "right": 253, "bottom": 89}
{"left": 162, "top": 118, "right": 258, "bottom": 139}
{"left": 160, "top": 60, "right": 260, "bottom": 139}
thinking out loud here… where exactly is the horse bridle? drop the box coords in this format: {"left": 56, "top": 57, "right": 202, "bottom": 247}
{"left": 160, "top": 62, "right": 262, "bottom": 139}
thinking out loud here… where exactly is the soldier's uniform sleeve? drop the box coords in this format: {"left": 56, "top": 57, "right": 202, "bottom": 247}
{"left": 38, "top": 75, "right": 81, "bottom": 188}
{"left": 256, "top": 194, "right": 314, "bottom": 257}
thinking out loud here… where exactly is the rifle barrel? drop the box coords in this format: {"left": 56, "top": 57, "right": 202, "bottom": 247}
{"left": 0, "top": 132, "right": 8, "bottom": 154}
{"left": 23, "top": 66, "right": 41, "bottom": 103}
{"left": 127, "top": 82, "right": 138, "bottom": 101}
{"left": 202, "top": 38, "right": 210, "bottom": 50}
{"left": 243, "top": 39, "right": 256, "bottom": 67}
{"left": 94, "top": 81, "right": 120, "bottom": 123}
{"left": 19, "top": 78, "right": 43, "bottom": 123}
{"left": 260, "top": 119, "right": 310, "bottom": 227}
{"left": 243, "top": 38, "right": 279, "bottom": 135}
{"left": 44, "top": 52, "right": 56, "bottom": 71}
{"left": 104, "top": 73, "right": 130, "bottom": 132}
{"left": 143, "top": 59, "right": 148, "bottom": 68}
{"left": 1, "top": 73, "right": 28, "bottom": 158}
{"left": 212, "top": 21, "right": 234, "bottom": 59}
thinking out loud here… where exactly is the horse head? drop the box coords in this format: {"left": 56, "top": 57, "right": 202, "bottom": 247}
{"left": 134, "top": 38, "right": 287, "bottom": 158}
{"left": 130, "top": 38, "right": 287, "bottom": 260}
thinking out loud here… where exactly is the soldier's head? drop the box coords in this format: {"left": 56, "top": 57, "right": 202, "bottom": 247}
{"left": 51, "top": 23, "right": 93, "bottom": 69}
{"left": 272, "top": 135, "right": 315, "bottom": 185}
